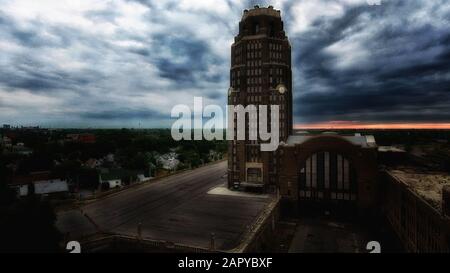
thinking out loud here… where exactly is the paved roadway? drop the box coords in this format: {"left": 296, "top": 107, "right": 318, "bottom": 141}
{"left": 57, "top": 161, "right": 272, "bottom": 251}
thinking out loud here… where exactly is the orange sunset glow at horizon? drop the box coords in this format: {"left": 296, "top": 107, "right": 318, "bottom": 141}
{"left": 294, "top": 121, "right": 450, "bottom": 130}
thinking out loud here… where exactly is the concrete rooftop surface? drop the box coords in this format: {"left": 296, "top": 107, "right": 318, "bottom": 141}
{"left": 56, "top": 161, "right": 273, "bottom": 251}
{"left": 388, "top": 168, "right": 450, "bottom": 211}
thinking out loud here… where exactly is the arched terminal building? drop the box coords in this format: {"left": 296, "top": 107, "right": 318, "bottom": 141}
{"left": 227, "top": 6, "right": 378, "bottom": 215}
{"left": 227, "top": 6, "right": 450, "bottom": 253}
{"left": 276, "top": 133, "right": 378, "bottom": 214}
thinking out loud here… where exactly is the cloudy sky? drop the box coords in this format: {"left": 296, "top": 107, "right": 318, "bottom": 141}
{"left": 0, "top": 0, "right": 449, "bottom": 128}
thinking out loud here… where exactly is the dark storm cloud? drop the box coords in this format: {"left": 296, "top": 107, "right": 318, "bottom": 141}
{"left": 150, "top": 34, "right": 223, "bottom": 84}
{"left": 0, "top": 13, "right": 69, "bottom": 48}
{"left": 1, "top": 0, "right": 450, "bottom": 127}
{"left": 288, "top": 0, "right": 450, "bottom": 123}
{"left": 0, "top": 52, "right": 105, "bottom": 94}
{"left": 0, "top": 11, "right": 106, "bottom": 98}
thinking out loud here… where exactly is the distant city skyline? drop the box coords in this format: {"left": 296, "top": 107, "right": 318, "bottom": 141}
{"left": 1, "top": 0, "right": 450, "bottom": 128}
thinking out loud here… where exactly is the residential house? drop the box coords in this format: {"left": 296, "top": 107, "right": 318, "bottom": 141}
{"left": 34, "top": 179, "right": 69, "bottom": 196}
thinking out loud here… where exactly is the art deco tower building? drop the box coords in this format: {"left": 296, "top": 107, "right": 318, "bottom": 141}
{"left": 228, "top": 6, "right": 292, "bottom": 190}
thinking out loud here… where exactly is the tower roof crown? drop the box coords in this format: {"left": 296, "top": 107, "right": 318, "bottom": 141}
{"left": 242, "top": 6, "right": 281, "bottom": 20}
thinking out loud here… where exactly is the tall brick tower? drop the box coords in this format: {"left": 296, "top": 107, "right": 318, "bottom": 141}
{"left": 228, "top": 5, "right": 292, "bottom": 190}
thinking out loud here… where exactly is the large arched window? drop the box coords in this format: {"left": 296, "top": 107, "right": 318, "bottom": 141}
{"left": 299, "top": 152, "right": 357, "bottom": 201}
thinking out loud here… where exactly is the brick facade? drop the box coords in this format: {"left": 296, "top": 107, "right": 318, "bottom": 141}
{"left": 277, "top": 135, "right": 378, "bottom": 214}
{"left": 228, "top": 6, "right": 292, "bottom": 189}
{"left": 383, "top": 171, "right": 450, "bottom": 252}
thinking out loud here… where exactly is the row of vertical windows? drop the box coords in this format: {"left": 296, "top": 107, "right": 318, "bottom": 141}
{"left": 242, "top": 76, "right": 283, "bottom": 87}
{"left": 231, "top": 79, "right": 240, "bottom": 88}
{"left": 269, "top": 43, "right": 282, "bottom": 51}
{"left": 247, "top": 42, "right": 262, "bottom": 50}
{"left": 270, "top": 51, "right": 283, "bottom": 60}
{"left": 247, "top": 95, "right": 262, "bottom": 103}
{"left": 247, "top": 77, "right": 262, "bottom": 85}
{"left": 247, "top": 68, "right": 262, "bottom": 76}
{"left": 231, "top": 70, "right": 241, "bottom": 78}
{"left": 231, "top": 70, "right": 242, "bottom": 88}
{"left": 270, "top": 94, "right": 285, "bottom": 101}
{"left": 234, "top": 46, "right": 243, "bottom": 65}
{"left": 248, "top": 86, "right": 262, "bottom": 93}
{"left": 280, "top": 101, "right": 285, "bottom": 136}
{"left": 231, "top": 142, "right": 237, "bottom": 173}
{"left": 247, "top": 51, "right": 262, "bottom": 59}
{"left": 269, "top": 76, "right": 283, "bottom": 86}
{"left": 270, "top": 68, "right": 283, "bottom": 75}
{"left": 247, "top": 60, "right": 262, "bottom": 67}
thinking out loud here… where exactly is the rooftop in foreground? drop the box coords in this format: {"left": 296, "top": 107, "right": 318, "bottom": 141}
{"left": 387, "top": 168, "right": 450, "bottom": 211}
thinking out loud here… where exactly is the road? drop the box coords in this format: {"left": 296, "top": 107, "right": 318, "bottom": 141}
{"left": 57, "top": 161, "right": 272, "bottom": 251}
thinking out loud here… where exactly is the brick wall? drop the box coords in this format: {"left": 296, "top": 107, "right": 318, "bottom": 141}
{"left": 382, "top": 171, "right": 450, "bottom": 253}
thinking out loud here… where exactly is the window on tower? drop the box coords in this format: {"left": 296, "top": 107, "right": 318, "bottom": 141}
{"left": 269, "top": 22, "right": 275, "bottom": 37}
{"left": 254, "top": 23, "right": 259, "bottom": 34}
